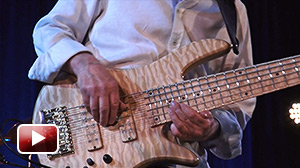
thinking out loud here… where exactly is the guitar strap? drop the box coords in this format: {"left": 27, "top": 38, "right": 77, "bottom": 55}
{"left": 216, "top": 0, "right": 239, "bottom": 55}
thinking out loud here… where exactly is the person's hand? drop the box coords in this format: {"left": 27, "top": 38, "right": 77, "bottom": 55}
{"left": 65, "top": 52, "right": 126, "bottom": 126}
{"left": 168, "top": 101, "right": 219, "bottom": 142}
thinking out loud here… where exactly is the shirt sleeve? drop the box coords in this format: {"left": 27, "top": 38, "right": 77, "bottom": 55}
{"left": 201, "top": 100, "right": 255, "bottom": 159}
{"left": 28, "top": 0, "right": 104, "bottom": 83}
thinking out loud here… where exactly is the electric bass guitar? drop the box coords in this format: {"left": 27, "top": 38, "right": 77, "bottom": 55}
{"left": 32, "top": 39, "right": 300, "bottom": 167}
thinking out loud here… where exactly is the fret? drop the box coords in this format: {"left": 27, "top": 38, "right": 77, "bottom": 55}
{"left": 196, "top": 78, "right": 207, "bottom": 110}
{"left": 244, "top": 66, "right": 263, "bottom": 96}
{"left": 292, "top": 58, "right": 300, "bottom": 77}
{"left": 205, "top": 75, "right": 223, "bottom": 107}
{"left": 151, "top": 89, "right": 163, "bottom": 124}
{"left": 233, "top": 70, "right": 244, "bottom": 101}
{"left": 280, "top": 58, "right": 300, "bottom": 85}
{"left": 214, "top": 74, "right": 225, "bottom": 106}
{"left": 162, "top": 86, "right": 172, "bottom": 122}
{"left": 223, "top": 72, "right": 234, "bottom": 103}
{"left": 204, "top": 76, "right": 216, "bottom": 108}
{"left": 243, "top": 67, "right": 254, "bottom": 97}
{"left": 292, "top": 58, "right": 300, "bottom": 86}
{"left": 174, "top": 83, "right": 182, "bottom": 102}
{"left": 162, "top": 86, "right": 171, "bottom": 105}
{"left": 278, "top": 61, "right": 288, "bottom": 86}
{"left": 224, "top": 71, "right": 242, "bottom": 102}
{"left": 189, "top": 80, "right": 200, "bottom": 112}
{"left": 293, "top": 56, "right": 300, "bottom": 85}
{"left": 156, "top": 87, "right": 167, "bottom": 121}
{"left": 215, "top": 73, "right": 232, "bottom": 104}
{"left": 190, "top": 78, "right": 206, "bottom": 111}
{"left": 267, "top": 61, "right": 286, "bottom": 90}
{"left": 168, "top": 84, "right": 175, "bottom": 102}
{"left": 267, "top": 64, "right": 276, "bottom": 90}
{"left": 258, "top": 63, "right": 282, "bottom": 93}
{"left": 181, "top": 82, "right": 190, "bottom": 106}
{"left": 254, "top": 65, "right": 265, "bottom": 94}
{"left": 146, "top": 89, "right": 157, "bottom": 125}
{"left": 233, "top": 69, "right": 253, "bottom": 99}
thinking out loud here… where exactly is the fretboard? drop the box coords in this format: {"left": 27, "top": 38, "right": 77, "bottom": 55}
{"left": 143, "top": 54, "right": 300, "bottom": 127}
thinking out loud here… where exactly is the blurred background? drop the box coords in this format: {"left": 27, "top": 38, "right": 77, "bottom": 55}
{"left": 1, "top": 0, "right": 300, "bottom": 168}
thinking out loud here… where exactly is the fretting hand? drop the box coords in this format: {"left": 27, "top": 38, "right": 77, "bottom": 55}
{"left": 168, "top": 101, "right": 220, "bottom": 142}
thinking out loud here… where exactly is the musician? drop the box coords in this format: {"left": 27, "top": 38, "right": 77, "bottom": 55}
{"left": 29, "top": 0, "right": 256, "bottom": 167}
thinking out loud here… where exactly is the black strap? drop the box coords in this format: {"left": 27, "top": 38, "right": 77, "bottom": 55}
{"left": 216, "top": 0, "right": 239, "bottom": 55}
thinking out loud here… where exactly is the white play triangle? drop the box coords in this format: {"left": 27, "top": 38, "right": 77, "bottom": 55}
{"left": 32, "top": 130, "right": 46, "bottom": 146}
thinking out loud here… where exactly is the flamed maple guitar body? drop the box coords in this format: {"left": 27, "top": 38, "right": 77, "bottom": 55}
{"left": 32, "top": 39, "right": 300, "bottom": 168}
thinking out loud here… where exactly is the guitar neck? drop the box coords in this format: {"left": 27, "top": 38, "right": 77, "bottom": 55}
{"left": 140, "top": 54, "right": 300, "bottom": 127}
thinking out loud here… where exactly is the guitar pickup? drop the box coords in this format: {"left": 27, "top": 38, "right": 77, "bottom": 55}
{"left": 82, "top": 116, "right": 103, "bottom": 152}
{"left": 118, "top": 111, "right": 137, "bottom": 142}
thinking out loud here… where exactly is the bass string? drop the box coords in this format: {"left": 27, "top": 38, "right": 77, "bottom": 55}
{"left": 66, "top": 78, "right": 255, "bottom": 134}
{"left": 46, "top": 56, "right": 300, "bottom": 152}
{"left": 77, "top": 67, "right": 299, "bottom": 118}
{"left": 44, "top": 57, "right": 300, "bottom": 119}
{"left": 66, "top": 73, "right": 290, "bottom": 131}
{"left": 68, "top": 121, "right": 154, "bottom": 140}
{"left": 68, "top": 126, "right": 156, "bottom": 144}
{"left": 53, "top": 63, "right": 300, "bottom": 139}
{"left": 66, "top": 109, "right": 155, "bottom": 140}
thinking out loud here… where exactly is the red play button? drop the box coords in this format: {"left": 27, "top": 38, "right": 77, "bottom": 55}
{"left": 17, "top": 124, "right": 59, "bottom": 154}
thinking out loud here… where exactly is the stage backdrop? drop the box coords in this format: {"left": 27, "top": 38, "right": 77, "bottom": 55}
{"left": 1, "top": 1, "right": 300, "bottom": 168}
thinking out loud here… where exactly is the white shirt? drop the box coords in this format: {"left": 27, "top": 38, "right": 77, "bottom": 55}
{"left": 29, "top": 0, "right": 256, "bottom": 167}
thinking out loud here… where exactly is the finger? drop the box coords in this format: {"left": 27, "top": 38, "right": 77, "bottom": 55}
{"left": 108, "top": 92, "right": 119, "bottom": 124}
{"left": 170, "top": 123, "right": 194, "bottom": 141}
{"left": 170, "top": 123, "right": 183, "bottom": 138}
{"left": 82, "top": 94, "right": 90, "bottom": 111}
{"left": 90, "top": 96, "right": 99, "bottom": 123}
{"left": 171, "top": 102, "right": 189, "bottom": 122}
{"left": 168, "top": 102, "right": 189, "bottom": 133}
{"left": 170, "top": 102, "right": 200, "bottom": 129}
{"left": 179, "top": 103, "right": 211, "bottom": 125}
{"left": 119, "top": 101, "right": 127, "bottom": 112}
{"left": 199, "top": 110, "right": 213, "bottom": 120}
{"left": 168, "top": 101, "right": 181, "bottom": 111}
{"left": 170, "top": 102, "right": 198, "bottom": 129}
{"left": 99, "top": 96, "right": 110, "bottom": 126}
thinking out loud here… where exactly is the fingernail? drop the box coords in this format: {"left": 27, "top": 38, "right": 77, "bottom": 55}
{"left": 200, "top": 111, "right": 210, "bottom": 119}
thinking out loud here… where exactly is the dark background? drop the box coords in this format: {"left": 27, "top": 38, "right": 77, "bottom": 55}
{"left": 1, "top": 1, "right": 300, "bottom": 168}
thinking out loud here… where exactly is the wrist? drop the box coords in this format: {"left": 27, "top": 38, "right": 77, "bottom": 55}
{"left": 206, "top": 119, "right": 221, "bottom": 141}
{"left": 63, "top": 52, "right": 102, "bottom": 75}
